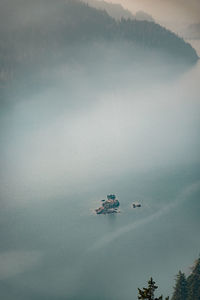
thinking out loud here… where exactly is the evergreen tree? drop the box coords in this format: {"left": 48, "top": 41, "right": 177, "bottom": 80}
{"left": 138, "top": 277, "right": 169, "bottom": 300}
{"left": 171, "top": 271, "right": 187, "bottom": 300}
{"left": 187, "top": 257, "right": 200, "bottom": 300}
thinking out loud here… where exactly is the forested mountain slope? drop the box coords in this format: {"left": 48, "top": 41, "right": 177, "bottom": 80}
{"left": 82, "top": 0, "right": 154, "bottom": 22}
{"left": 0, "top": 0, "right": 198, "bottom": 94}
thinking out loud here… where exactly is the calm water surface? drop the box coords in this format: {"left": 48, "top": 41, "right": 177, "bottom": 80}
{"left": 0, "top": 43, "right": 200, "bottom": 300}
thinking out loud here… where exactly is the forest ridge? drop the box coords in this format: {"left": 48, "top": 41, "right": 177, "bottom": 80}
{"left": 0, "top": 0, "right": 198, "bottom": 82}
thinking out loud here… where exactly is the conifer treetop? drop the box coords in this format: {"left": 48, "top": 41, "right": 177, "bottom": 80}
{"left": 138, "top": 277, "right": 169, "bottom": 300}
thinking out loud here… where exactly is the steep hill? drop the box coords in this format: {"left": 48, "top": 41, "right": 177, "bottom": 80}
{"left": 181, "top": 23, "right": 200, "bottom": 40}
{"left": 82, "top": 0, "right": 134, "bottom": 20}
{"left": 82, "top": 0, "right": 154, "bottom": 21}
{"left": 0, "top": 0, "right": 198, "bottom": 92}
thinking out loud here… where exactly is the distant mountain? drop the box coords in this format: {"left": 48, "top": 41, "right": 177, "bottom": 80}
{"left": 135, "top": 10, "right": 154, "bottom": 22}
{"left": 0, "top": 0, "right": 198, "bottom": 91}
{"left": 180, "top": 23, "right": 200, "bottom": 40}
{"left": 82, "top": 0, "right": 133, "bottom": 20}
{"left": 82, "top": 0, "right": 154, "bottom": 22}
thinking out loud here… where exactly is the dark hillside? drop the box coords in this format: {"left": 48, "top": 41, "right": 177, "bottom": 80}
{"left": 0, "top": 0, "right": 198, "bottom": 98}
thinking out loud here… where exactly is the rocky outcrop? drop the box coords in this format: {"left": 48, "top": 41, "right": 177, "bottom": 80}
{"left": 95, "top": 195, "right": 120, "bottom": 214}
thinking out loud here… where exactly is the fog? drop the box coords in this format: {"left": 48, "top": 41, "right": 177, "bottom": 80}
{"left": 0, "top": 0, "right": 200, "bottom": 294}
{"left": 0, "top": 37, "right": 200, "bottom": 300}
{"left": 1, "top": 43, "right": 200, "bottom": 205}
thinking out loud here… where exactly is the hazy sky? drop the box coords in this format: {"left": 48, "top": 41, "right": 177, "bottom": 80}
{"left": 105, "top": 0, "right": 200, "bottom": 24}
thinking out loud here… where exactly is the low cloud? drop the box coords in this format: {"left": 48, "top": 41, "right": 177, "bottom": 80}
{"left": 0, "top": 250, "right": 42, "bottom": 280}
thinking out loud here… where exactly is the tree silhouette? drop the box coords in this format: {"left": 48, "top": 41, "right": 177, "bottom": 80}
{"left": 138, "top": 277, "right": 169, "bottom": 300}
{"left": 187, "top": 257, "right": 200, "bottom": 300}
{"left": 171, "top": 271, "right": 188, "bottom": 300}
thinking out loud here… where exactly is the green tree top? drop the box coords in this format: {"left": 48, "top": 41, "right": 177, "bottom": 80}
{"left": 187, "top": 257, "right": 200, "bottom": 300}
{"left": 138, "top": 277, "right": 169, "bottom": 300}
{"left": 171, "top": 271, "right": 188, "bottom": 300}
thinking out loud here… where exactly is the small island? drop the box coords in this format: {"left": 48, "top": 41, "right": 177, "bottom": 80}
{"left": 95, "top": 194, "right": 120, "bottom": 214}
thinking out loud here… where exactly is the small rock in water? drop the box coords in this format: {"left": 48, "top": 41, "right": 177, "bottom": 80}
{"left": 132, "top": 202, "right": 141, "bottom": 208}
{"left": 95, "top": 194, "right": 120, "bottom": 214}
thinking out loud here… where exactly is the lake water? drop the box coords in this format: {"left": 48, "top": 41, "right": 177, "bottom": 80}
{"left": 0, "top": 41, "right": 200, "bottom": 300}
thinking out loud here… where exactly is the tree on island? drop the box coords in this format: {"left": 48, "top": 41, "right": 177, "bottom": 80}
{"left": 187, "top": 257, "right": 200, "bottom": 300}
{"left": 171, "top": 271, "right": 188, "bottom": 300}
{"left": 138, "top": 277, "right": 169, "bottom": 300}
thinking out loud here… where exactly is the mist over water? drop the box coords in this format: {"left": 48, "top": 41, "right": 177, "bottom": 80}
{"left": 0, "top": 40, "right": 200, "bottom": 300}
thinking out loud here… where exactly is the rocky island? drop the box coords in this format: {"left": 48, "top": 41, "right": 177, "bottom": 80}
{"left": 95, "top": 194, "right": 120, "bottom": 214}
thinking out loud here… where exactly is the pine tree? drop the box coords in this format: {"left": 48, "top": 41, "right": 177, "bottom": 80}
{"left": 187, "top": 257, "right": 200, "bottom": 300}
{"left": 171, "top": 271, "right": 188, "bottom": 300}
{"left": 138, "top": 277, "right": 169, "bottom": 300}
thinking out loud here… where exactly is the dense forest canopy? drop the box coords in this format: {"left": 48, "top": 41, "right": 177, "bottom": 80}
{"left": 0, "top": 0, "right": 198, "bottom": 100}
{"left": 171, "top": 257, "right": 200, "bottom": 300}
